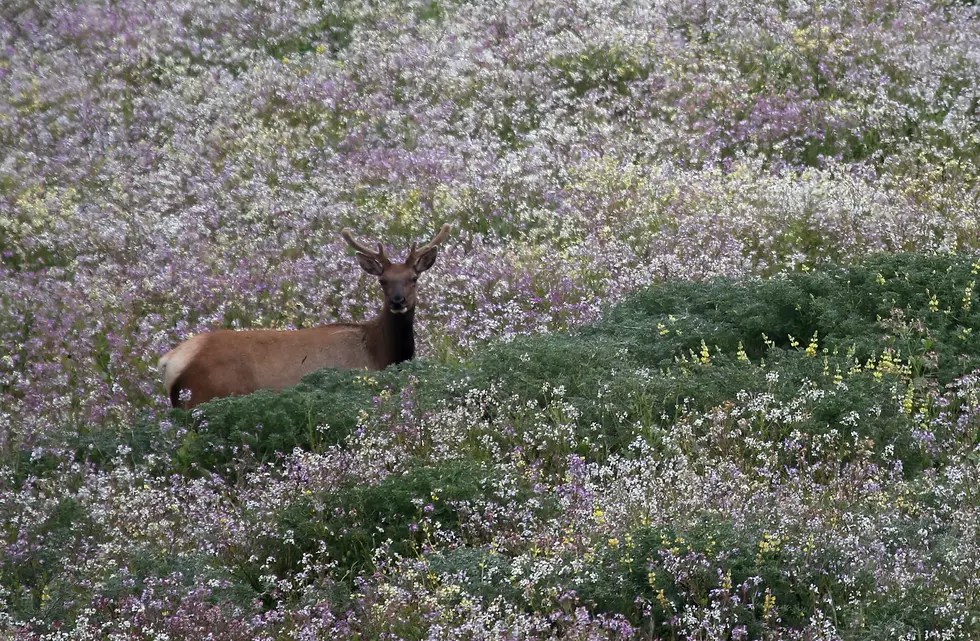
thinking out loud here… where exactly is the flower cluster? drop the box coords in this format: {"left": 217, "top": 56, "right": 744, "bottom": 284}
{"left": 2, "top": 0, "right": 980, "bottom": 638}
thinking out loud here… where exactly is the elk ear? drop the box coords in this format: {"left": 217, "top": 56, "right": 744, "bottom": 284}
{"left": 355, "top": 252, "right": 384, "bottom": 276}
{"left": 412, "top": 247, "right": 439, "bottom": 273}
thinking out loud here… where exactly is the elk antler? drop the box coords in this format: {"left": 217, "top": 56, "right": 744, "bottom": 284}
{"left": 406, "top": 223, "right": 451, "bottom": 266}
{"left": 341, "top": 228, "right": 390, "bottom": 266}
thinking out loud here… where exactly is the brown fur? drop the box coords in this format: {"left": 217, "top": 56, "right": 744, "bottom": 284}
{"left": 159, "top": 319, "right": 402, "bottom": 409}
{"left": 159, "top": 225, "right": 449, "bottom": 409}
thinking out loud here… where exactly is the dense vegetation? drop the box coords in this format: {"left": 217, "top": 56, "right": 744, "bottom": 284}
{"left": 5, "top": 253, "right": 980, "bottom": 639}
{"left": 2, "top": 0, "right": 980, "bottom": 638}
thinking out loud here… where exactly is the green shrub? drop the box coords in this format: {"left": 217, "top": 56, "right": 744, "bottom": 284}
{"left": 577, "top": 517, "right": 877, "bottom": 638}
{"left": 428, "top": 547, "right": 521, "bottom": 604}
{"left": 1, "top": 498, "right": 98, "bottom": 623}
{"left": 173, "top": 366, "right": 381, "bottom": 476}
{"left": 177, "top": 252, "right": 980, "bottom": 478}
{"left": 256, "top": 459, "right": 544, "bottom": 588}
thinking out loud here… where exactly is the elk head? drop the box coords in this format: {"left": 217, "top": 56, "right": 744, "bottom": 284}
{"left": 341, "top": 223, "right": 451, "bottom": 314}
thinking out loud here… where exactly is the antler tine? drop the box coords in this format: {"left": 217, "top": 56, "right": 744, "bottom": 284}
{"left": 341, "top": 228, "right": 391, "bottom": 265}
{"left": 406, "top": 223, "right": 451, "bottom": 264}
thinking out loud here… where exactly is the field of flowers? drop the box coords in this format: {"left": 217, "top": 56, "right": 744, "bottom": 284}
{"left": 2, "top": 0, "right": 980, "bottom": 638}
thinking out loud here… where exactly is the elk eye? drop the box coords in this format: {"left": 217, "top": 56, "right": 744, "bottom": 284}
{"left": 379, "top": 278, "right": 387, "bottom": 286}
{"left": 412, "top": 276, "right": 419, "bottom": 283}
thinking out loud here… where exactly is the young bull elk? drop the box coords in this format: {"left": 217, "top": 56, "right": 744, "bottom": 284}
{"left": 158, "top": 224, "right": 451, "bottom": 409}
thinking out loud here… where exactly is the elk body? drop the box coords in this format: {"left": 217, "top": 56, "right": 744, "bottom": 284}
{"left": 158, "top": 224, "right": 451, "bottom": 409}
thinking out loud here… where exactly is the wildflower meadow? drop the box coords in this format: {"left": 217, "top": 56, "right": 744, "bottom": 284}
{"left": 1, "top": 0, "right": 979, "bottom": 638}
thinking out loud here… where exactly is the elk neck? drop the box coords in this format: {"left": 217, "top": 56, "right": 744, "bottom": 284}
{"left": 366, "top": 303, "right": 416, "bottom": 367}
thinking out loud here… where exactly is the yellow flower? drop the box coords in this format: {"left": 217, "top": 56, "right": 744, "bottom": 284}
{"left": 805, "top": 331, "right": 819, "bottom": 358}
{"left": 763, "top": 590, "right": 777, "bottom": 617}
{"left": 737, "top": 341, "right": 749, "bottom": 362}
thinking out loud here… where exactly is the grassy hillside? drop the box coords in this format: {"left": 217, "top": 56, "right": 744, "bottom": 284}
{"left": 3, "top": 0, "right": 980, "bottom": 638}
{"left": 5, "top": 252, "right": 980, "bottom": 639}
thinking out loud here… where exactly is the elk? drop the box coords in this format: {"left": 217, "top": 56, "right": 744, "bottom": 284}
{"left": 158, "top": 224, "right": 451, "bottom": 409}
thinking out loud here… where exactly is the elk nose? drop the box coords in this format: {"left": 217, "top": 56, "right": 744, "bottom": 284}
{"left": 390, "top": 294, "right": 406, "bottom": 307}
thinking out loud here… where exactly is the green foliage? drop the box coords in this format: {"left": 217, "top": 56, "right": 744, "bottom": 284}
{"left": 1, "top": 498, "right": 98, "bottom": 622}
{"left": 264, "top": 0, "right": 459, "bottom": 60}
{"left": 260, "top": 459, "right": 520, "bottom": 584}
{"left": 6, "top": 252, "right": 978, "bottom": 634}
{"left": 548, "top": 45, "right": 649, "bottom": 98}
{"left": 571, "top": 516, "right": 877, "bottom": 638}
{"left": 600, "top": 251, "right": 980, "bottom": 376}
{"left": 179, "top": 252, "right": 979, "bottom": 479}
{"left": 173, "top": 366, "right": 380, "bottom": 476}
{"left": 0, "top": 187, "right": 78, "bottom": 273}
{"left": 537, "top": 508, "right": 972, "bottom": 641}
{"left": 428, "top": 547, "right": 521, "bottom": 604}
